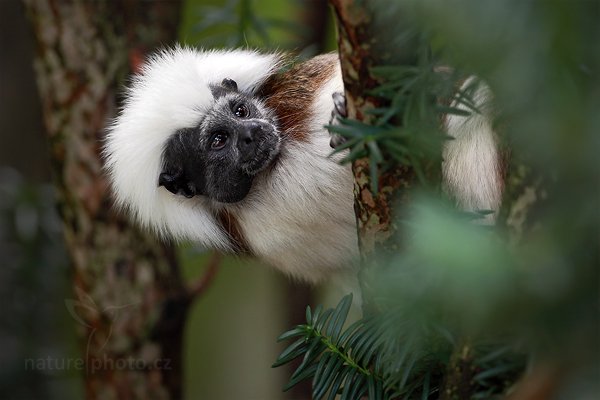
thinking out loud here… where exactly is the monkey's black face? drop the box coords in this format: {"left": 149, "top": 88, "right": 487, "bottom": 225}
{"left": 158, "top": 79, "right": 280, "bottom": 203}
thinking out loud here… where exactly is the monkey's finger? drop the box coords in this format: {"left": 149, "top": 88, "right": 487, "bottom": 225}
{"left": 330, "top": 133, "right": 348, "bottom": 149}
{"left": 332, "top": 92, "right": 347, "bottom": 118}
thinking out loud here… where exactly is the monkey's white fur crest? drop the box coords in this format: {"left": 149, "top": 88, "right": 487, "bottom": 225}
{"left": 104, "top": 47, "right": 281, "bottom": 251}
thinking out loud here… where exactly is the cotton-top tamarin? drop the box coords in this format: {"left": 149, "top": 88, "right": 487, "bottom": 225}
{"left": 103, "top": 48, "right": 503, "bottom": 284}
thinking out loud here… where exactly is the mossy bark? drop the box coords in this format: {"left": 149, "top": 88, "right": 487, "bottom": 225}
{"left": 329, "top": 0, "right": 416, "bottom": 310}
{"left": 23, "top": 1, "right": 187, "bottom": 399}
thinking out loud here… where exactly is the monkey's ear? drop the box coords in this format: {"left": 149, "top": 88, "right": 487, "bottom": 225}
{"left": 221, "top": 78, "right": 238, "bottom": 91}
{"left": 210, "top": 78, "right": 239, "bottom": 99}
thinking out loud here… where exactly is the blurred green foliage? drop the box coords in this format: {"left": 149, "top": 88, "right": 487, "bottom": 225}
{"left": 180, "top": 0, "right": 337, "bottom": 54}
{"left": 180, "top": 0, "right": 300, "bottom": 49}
{"left": 276, "top": 1, "right": 599, "bottom": 399}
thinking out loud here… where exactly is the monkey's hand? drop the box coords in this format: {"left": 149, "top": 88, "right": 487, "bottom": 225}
{"left": 329, "top": 91, "right": 348, "bottom": 149}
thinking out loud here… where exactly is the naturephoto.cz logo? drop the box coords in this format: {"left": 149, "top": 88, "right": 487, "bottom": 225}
{"left": 24, "top": 287, "right": 171, "bottom": 374}
{"left": 24, "top": 354, "right": 172, "bottom": 374}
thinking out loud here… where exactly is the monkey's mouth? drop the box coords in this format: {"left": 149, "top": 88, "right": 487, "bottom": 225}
{"left": 240, "top": 136, "right": 280, "bottom": 176}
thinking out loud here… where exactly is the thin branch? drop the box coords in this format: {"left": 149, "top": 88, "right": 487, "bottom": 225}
{"left": 187, "top": 251, "right": 221, "bottom": 299}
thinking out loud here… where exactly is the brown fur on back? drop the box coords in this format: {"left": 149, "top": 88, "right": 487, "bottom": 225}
{"left": 258, "top": 53, "right": 338, "bottom": 141}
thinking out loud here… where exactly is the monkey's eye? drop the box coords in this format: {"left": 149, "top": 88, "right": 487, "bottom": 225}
{"left": 233, "top": 103, "right": 249, "bottom": 118}
{"left": 210, "top": 132, "right": 229, "bottom": 150}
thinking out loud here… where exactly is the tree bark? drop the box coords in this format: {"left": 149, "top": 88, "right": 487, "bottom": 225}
{"left": 329, "top": 0, "right": 414, "bottom": 257}
{"left": 329, "top": 0, "right": 415, "bottom": 310}
{"left": 329, "top": 1, "right": 477, "bottom": 397}
{"left": 23, "top": 1, "right": 186, "bottom": 399}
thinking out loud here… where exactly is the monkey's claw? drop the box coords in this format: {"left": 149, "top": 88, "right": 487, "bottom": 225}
{"left": 332, "top": 92, "right": 347, "bottom": 118}
{"left": 329, "top": 91, "right": 348, "bottom": 149}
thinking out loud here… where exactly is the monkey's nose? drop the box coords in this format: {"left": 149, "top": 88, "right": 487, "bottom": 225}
{"left": 238, "top": 122, "right": 262, "bottom": 156}
{"left": 239, "top": 129, "right": 255, "bottom": 145}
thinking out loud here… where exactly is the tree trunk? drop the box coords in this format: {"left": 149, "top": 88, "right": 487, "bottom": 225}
{"left": 23, "top": 1, "right": 187, "bottom": 399}
{"left": 329, "top": 1, "right": 476, "bottom": 397}
{"left": 329, "top": 0, "right": 415, "bottom": 309}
